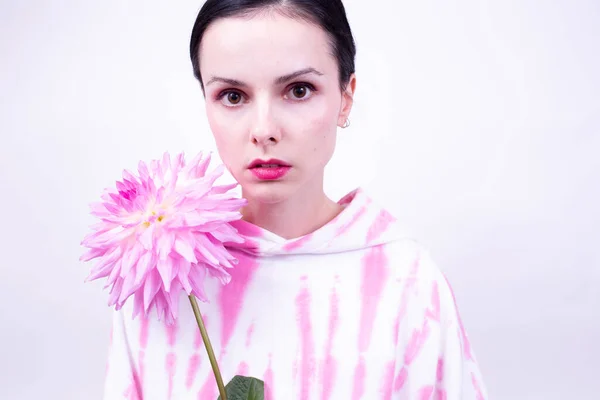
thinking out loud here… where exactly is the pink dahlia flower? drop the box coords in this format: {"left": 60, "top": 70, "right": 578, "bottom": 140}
{"left": 80, "top": 151, "right": 246, "bottom": 324}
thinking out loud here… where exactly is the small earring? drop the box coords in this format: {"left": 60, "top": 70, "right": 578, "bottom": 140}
{"left": 342, "top": 119, "right": 350, "bottom": 129}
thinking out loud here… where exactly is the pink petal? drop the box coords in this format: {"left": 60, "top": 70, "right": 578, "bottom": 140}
{"left": 174, "top": 237, "right": 197, "bottom": 263}
{"left": 81, "top": 226, "right": 117, "bottom": 247}
{"left": 116, "top": 179, "right": 128, "bottom": 193}
{"left": 192, "top": 221, "right": 225, "bottom": 232}
{"left": 163, "top": 213, "right": 185, "bottom": 229}
{"left": 170, "top": 193, "right": 187, "bottom": 209}
{"left": 122, "top": 169, "right": 138, "bottom": 183}
{"left": 203, "top": 164, "right": 224, "bottom": 187}
{"left": 156, "top": 230, "right": 175, "bottom": 260}
{"left": 209, "top": 226, "right": 245, "bottom": 244}
{"left": 139, "top": 224, "right": 155, "bottom": 250}
{"left": 206, "top": 265, "right": 231, "bottom": 285}
{"left": 86, "top": 257, "right": 117, "bottom": 282}
{"left": 162, "top": 152, "right": 171, "bottom": 175}
{"left": 118, "top": 267, "right": 138, "bottom": 304}
{"left": 194, "top": 235, "right": 220, "bottom": 266}
{"left": 105, "top": 229, "right": 135, "bottom": 247}
{"left": 195, "top": 152, "right": 212, "bottom": 178}
{"left": 201, "top": 196, "right": 245, "bottom": 212}
{"left": 108, "top": 278, "right": 124, "bottom": 307}
{"left": 182, "top": 199, "right": 218, "bottom": 212}
{"left": 196, "top": 210, "right": 236, "bottom": 224}
{"left": 177, "top": 259, "right": 192, "bottom": 294}
{"left": 122, "top": 178, "right": 139, "bottom": 191}
{"left": 151, "top": 158, "right": 163, "bottom": 182}
{"left": 103, "top": 202, "right": 121, "bottom": 215}
{"left": 132, "top": 291, "right": 144, "bottom": 319}
{"left": 218, "top": 208, "right": 248, "bottom": 221}
{"left": 184, "top": 152, "right": 204, "bottom": 179}
{"left": 157, "top": 257, "right": 178, "bottom": 292}
{"left": 155, "top": 186, "right": 166, "bottom": 204}
{"left": 120, "top": 244, "right": 142, "bottom": 278}
{"left": 170, "top": 153, "right": 184, "bottom": 181}
{"left": 100, "top": 188, "right": 118, "bottom": 202}
{"left": 138, "top": 160, "right": 150, "bottom": 180}
{"left": 153, "top": 291, "right": 168, "bottom": 322}
{"left": 143, "top": 270, "right": 162, "bottom": 313}
{"left": 134, "top": 251, "right": 154, "bottom": 286}
{"left": 98, "top": 215, "right": 129, "bottom": 226}
{"left": 205, "top": 246, "right": 235, "bottom": 270}
{"left": 87, "top": 246, "right": 123, "bottom": 281}
{"left": 174, "top": 152, "right": 185, "bottom": 169}
{"left": 146, "top": 176, "right": 157, "bottom": 195}
{"left": 108, "top": 192, "right": 126, "bottom": 207}
{"left": 180, "top": 211, "right": 208, "bottom": 227}
{"left": 209, "top": 183, "right": 238, "bottom": 195}
{"left": 85, "top": 227, "right": 130, "bottom": 248}
{"left": 132, "top": 193, "right": 147, "bottom": 212}
{"left": 104, "top": 259, "right": 123, "bottom": 289}
{"left": 185, "top": 182, "right": 212, "bottom": 202}
{"left": 165, "top": 280, "right": 182, "bottom": 320}
{"left": 89, "top": 202, "right": 110, "bottom": 217}
{"left": 188, "top": 265, "right": 208, "bottom": 302}
{"left": 88, "top": 221, "right": 116, "bottom": 232}
{"left": 80, "top": 247, "right": 108, "bottom": 262}
{"left": 167, "top": 173, "right": 179, "bottom": 193}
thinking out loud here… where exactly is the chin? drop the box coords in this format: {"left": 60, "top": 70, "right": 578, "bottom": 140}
{"left": 240, "top": 181, "right": 297, "bottom": 204}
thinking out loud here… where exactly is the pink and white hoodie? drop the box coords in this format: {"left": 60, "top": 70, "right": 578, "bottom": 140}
{"left": 103, "top": 188, "right": 487, "bottom": 399}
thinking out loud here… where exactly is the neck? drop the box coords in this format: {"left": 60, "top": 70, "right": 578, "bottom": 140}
{"left": 241, "top": 184, "right": 343, "bottom": 240}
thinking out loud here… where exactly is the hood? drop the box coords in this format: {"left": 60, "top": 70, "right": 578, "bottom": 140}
{"left": 227, "top": 188, "right": 412, "bottom": 257}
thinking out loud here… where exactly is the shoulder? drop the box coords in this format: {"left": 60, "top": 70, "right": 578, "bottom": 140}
{"left": 380, "top": 238, "right": 443, "bottom": 282}
{"left": 379, "top": 237, "right": 461, "bottom": 317}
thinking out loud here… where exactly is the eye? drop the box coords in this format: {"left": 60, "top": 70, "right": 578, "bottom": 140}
{"left": 285, "top": 83, "right": 316, "bottom": 101}
{"left": 218, "top": 90, "right": 245, "bottom": 107}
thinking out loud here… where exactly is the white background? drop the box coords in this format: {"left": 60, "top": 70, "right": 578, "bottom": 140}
{"left": 1, "top": 0, "right": 598, "bottom": 399}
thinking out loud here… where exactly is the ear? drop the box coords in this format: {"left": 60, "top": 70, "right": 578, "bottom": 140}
{"left": 337, "top": 74, "right": 357, "bottom": 128}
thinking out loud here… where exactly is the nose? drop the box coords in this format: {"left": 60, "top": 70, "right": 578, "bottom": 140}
{"left": 249, "top": 98, "right": 281, "bottom": 146}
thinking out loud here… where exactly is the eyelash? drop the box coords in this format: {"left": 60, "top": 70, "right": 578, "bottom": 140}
{"left": 216, "top": 82, "right": 317, "bottom": 107}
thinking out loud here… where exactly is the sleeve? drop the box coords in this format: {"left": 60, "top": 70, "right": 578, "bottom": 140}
{"left": 392, "top": 250, "right": 488, "bottom": 399}
{"left": 102, "top": 310, "right": 143, "bottom": 400}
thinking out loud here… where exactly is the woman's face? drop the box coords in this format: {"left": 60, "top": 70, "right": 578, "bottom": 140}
{"left": 198, "top": 12, "right": 355, "bottom": 204}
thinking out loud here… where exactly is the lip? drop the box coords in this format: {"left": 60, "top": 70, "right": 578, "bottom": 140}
{"left": 248, "top": 158, "right": 291, "bottom": 169}
{"left": 248, "top": 158, "right": 291, "bottom": 181}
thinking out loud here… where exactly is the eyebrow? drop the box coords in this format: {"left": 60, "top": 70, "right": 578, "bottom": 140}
{"left": 205, "top": 67, "right": 323, "bottom": 87}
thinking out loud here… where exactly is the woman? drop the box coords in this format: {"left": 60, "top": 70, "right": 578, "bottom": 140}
{"left": 103, "top": 1, "right": 487, "bottom": 399}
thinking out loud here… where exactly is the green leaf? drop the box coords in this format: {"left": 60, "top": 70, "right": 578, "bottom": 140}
{"left": 217, "top": 375, "right": 265, "bottom": 400}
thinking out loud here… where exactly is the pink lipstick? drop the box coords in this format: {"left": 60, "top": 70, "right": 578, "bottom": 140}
{"left": 248, "top": 158, "right": 291, "bottom": 181}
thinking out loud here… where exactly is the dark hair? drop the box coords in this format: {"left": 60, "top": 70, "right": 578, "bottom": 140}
{"left": 189, "top": 0, "right": 356, "bottom": 90}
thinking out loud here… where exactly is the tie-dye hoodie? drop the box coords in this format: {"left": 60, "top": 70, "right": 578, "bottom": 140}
{"left": 103, "top": 188, "right": 487, "bottom": 399}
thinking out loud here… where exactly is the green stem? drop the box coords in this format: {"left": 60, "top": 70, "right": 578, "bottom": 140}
{"left": 188, "top": 295, "right": 227, "bottom": 400}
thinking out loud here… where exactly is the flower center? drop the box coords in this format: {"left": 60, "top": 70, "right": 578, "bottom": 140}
{"left": 142, "top": 210, "right": 166, "bottom": 228}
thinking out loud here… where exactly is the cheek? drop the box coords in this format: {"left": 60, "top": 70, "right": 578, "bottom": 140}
{"left": 295, "top": 94, "right": 339, "bottom": 133}
{"left": 300, "top": 102, "right": 338, "bottom": 164}
{"left": 206, "top": 105, "right": 228, "bottom": 142}
{"left": 205, "top": 105, "right": 244, "bottom": 169}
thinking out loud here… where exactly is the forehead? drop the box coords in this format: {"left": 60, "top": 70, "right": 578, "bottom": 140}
{"left": 199, "top": 12, "right": 336, "bottom": 80}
